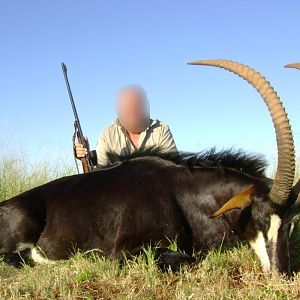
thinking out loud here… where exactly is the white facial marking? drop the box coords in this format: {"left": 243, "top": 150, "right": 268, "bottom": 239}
{"left": 289, "top": 222, "right": 295, "bottom": 237}
{"left": 31, "top": 247, "right": 55, "bottom": 265}
{"left": 249, "top": 231, "right": 270, "bottom": 272}
{"left": 267, "top": 214, "right": 281, "bottom": 242}
{"left": 267, "top": 214, "right": 282, "bottom": 267}
{"left": 14, "top": 243, "right": 34, "bottom": 253}
{"left": 289, "top": 215, "right": 299, "bottom": 237}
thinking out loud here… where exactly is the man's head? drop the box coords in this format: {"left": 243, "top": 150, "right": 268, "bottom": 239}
{"left": 116, "top": 85, "right": 150, "bottom": 134}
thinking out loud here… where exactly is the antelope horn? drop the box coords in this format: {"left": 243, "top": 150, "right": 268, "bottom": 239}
{"left": 294, "top": 180, "right": 300, "bottom": 205}
{"left": 285, "top": 63, "right": 300, "bottom": 205}
{"left": 188, "top": 59, "right": 295, "bottom": 205}
{"left": 285, "top": 63, "right": 300, "bottom": 70}
{"left": 296, "top": 193, "right": 300, "bottom": 207}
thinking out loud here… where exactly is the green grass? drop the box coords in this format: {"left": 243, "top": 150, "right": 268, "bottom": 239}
{"left": 1, "top": 246, "right": 300, "bottom": 299}
{"left": 0, "top": 152, "right": 75, "bottom": 201}
{"left": 0, "top": 152, "right": 300, "bottom": 299}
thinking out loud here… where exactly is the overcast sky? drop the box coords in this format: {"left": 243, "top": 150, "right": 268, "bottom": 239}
{"left": 1, "top": 1, "right": 299, "bottom": 168}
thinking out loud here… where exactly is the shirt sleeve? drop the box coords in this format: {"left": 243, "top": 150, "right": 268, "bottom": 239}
{"left": 159, "top": 125, "right": 177, "bottom": 153}
{"left": 96, "top": 131, "right": 111, "bottom": 167}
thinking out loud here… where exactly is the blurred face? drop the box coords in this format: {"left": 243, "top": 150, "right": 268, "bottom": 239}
{"left": 116, "top": 86, "right": 150, "bottom": 133}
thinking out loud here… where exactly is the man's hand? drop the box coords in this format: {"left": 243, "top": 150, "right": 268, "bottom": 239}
{"left": 74, "top": 137, "right": 89, "bottom": 159}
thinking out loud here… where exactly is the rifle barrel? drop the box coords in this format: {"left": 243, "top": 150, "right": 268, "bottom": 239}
{"left": 61, "top": 62, "right": 92, "bottom": 173}
{"left": 61, "top": 63, "right": 85, "bottom": 140}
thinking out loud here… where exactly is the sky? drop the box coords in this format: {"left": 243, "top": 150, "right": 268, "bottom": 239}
{"left": 0, "top": 1, "right": 299, "bottom": 169}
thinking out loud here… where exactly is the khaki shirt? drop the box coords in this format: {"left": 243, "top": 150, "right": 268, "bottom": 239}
{"left": 96, "top": 119, "right": 177, "bottom": 166}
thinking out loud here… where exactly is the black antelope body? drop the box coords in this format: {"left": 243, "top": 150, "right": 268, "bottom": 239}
{"left": 0, "top": 60, "right": 299, "bottom": 274}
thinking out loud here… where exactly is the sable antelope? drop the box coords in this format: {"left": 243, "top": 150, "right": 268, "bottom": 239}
{"left": 0, "top": 60, "right": 299, "bottom": 274}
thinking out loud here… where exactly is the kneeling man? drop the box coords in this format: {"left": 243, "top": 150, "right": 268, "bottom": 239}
{"left": 75, "top": 85, "right": 177, "bottom": 166}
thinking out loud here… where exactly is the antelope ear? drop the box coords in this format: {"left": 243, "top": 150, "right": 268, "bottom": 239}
{"left": 211, "top": 185, "right": 256, "bottom": 218}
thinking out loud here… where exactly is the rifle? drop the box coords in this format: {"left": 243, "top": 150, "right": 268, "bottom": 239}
{"left": 61, "top": 62, "right": 95, "bottom": 173}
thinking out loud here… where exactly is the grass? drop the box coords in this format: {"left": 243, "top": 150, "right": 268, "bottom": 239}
{"left": 0, "top": 151, "right": 300, "bottom": 299}
{"left": 0, "top": 151, "right": 75, "bottom": 201}
{"left": 1, "top": 246, "right": 300, "bottom": 299}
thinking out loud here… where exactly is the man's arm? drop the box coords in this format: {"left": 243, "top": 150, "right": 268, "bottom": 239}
{"left": 159, "top": 125, "right": 177, "bottom": 153}
{"left": 95, "top": 132, "right": 111, "bottom": 167}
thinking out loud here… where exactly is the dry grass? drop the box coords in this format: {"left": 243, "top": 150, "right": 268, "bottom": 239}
{"left": 0, "top": 152, "right": 300, "bottom": 299}
{"left": 1, "top": 246, "right": 300, "bottom": 299}
{"left": 0, "top": 152, "right": 74, "bottom": 202}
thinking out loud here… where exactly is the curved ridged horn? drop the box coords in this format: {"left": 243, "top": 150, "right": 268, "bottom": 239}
{"left": 285, "top": 63, "right": 300, "bottom": 70}
{"left": 294, "top": 180, "right": 300, "bottom": 205}
{"left": 285, "top": 63, "right": 300, "bottom": 205}
{"left": 188, "top": 59, "right": 295, "bottom": 205}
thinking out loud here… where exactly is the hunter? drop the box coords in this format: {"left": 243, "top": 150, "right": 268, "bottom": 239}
{"left": 75, "top": 85, "right": 177, "bottom": 166}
